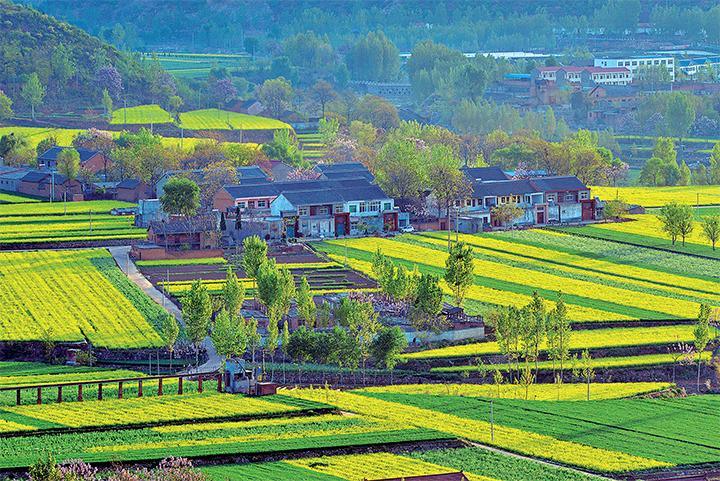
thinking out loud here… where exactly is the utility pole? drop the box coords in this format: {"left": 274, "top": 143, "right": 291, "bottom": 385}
{"left": 89, "top": 210, "right": 93, "bottom": 232}
{"left": 490, "top": 400, "right": 495, "bottom": 442}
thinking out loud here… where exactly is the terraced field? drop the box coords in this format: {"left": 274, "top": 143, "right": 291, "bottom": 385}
{"left": 179, "top": 108, "right": 291, "bottom": 131}
{"left": 0, "top": 249, "right": 166, "bottom": 348}
{"left": 110, "top": 104, "right": 174, "bottom": 125}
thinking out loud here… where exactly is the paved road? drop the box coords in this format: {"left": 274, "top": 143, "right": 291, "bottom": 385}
{"left": 107, "top": 246, "right": 222, "bottom": 374}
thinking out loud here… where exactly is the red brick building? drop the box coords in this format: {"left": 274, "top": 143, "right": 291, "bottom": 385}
{"left": 18, "top": 171, "right": 83, "bottom": 201}
{"left": 38, "top": 147, "right": 110, "bottom": 175}
{"left": 116, "top": 179, "right": 153, "bottom": 203}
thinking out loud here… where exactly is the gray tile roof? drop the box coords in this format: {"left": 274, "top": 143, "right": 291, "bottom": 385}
{"left": 462, "top": 166, "right": 509, "bottom": 181}
{"left": 530, "top": 176, "right": 588, "bottom": 192}
{"left": 472, "top": 179, "right": 539, "bottom": 198}
{"left": 38, "top": 147, "right": 100, "bottom": 163}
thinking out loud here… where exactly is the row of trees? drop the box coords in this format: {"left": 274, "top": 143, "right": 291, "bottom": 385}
{"left": 657, "top": 202, "right": 720, "bottom": 250}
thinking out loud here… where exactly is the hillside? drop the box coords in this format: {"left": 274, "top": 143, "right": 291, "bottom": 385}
{"left": 0, "top": 0, "right": 156, "bottom": 113}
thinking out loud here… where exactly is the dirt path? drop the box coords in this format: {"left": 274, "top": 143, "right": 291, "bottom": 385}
{"left": 107, "top": 246, "right": 222, "bottom": 374}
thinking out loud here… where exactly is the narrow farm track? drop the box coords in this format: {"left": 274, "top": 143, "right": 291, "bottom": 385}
{"left": 107, "top": 246, "right": 222, "bottom": 373}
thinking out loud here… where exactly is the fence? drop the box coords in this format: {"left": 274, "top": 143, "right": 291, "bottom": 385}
{"left": 0, "top": 371, "right": 222, "bottom": 406}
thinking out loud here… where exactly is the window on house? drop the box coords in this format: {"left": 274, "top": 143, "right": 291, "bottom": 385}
{"left": 580, "top": 191, "right": 589, "bottom": 200}
{"left": 369, "top": 201, "right": 381, "bottom": 211}
{"left": 299, "top": 207, "right": 309, "bottom": 216}
{"left": 565, "top": 193, "right": 575, "bottom": 201}
{"left": 237, "top": 201, "right": 246, "bottom": 208}
{"left": 318, "top": 206, "right": 329, "bottom": 215}
{"left": 349, "top": 204, "right": 357, "bottom": 213}
{"left": 257, "top": 200, "right": 267, "bottom": 208}
{"left": 359, "top": 202, "right": 367, "bottom": 213}
{"left": 383, "top": 202, "right": 392, "bottom": 211}
{"left": 248, "top": 201, "right": 255, "bottom": 209}
{"left": 334, "top": 204, "right": 344, "bottom": 213}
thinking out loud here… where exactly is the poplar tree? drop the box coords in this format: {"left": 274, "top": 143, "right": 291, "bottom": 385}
{"left": 181, "top": 280, "right": 212, "bottom": 369}
{"left": 444, "top": 241, "right": 474, "bottom": 306}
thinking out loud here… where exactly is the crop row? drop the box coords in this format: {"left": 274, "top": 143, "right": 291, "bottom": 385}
{"left": 417, "top": 232, "right": 720, "bottom": 305}
{"left": 402, "top": 324, "right": 695, "bottom": 360}
{"left": 356, "top": 382, "right": 672, "bottom": 401}
{"left": 361, "top": 392, "right": 720, "bottom": 467}
{"left": 283, "top": 388, "right": 667, "bottom": 472}
{"left": 590, "top": 185, "right": 720, "bottom": 208}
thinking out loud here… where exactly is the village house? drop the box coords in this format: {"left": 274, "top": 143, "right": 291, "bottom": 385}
{"left": 534, "top": 66, "right": 633, "bottom": 86}
{"left": 17, "top": 171, "right": 83, "bottom": 201}
{"left": 38, "top": 147, "right": 110, "bottom": 175}
{"left": 115, "top": 179, "right": 154, "bottom": 203}
{"left": 455, "top": 172, "right": 596, "bottom": 233}
{"left": 0, "top": 166, "right": 31, "bottom": 193}
{"left": 315, "top": 162, "right": 375, "bottom": 181}
{"left": 155, "top": 166, "right": 269, "bottom": 198}
{"left": 146, "top": 216, "right": 220, "bottom": 251}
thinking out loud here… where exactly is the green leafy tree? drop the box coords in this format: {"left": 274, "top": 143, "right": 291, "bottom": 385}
{"left": 653, "top": 137, "right": 677, "bottom": 165}
{"left": 36, "top": 136, "right": 57, "bottom": 157}
{"left": 693, "top": 304, "right": 712, "bottom": 392}
{"left": 546, "top": 294, "right": 571, "bottom": 385}
{"left": 21, "top": 73, "right": 45, "bottom": 121}
{"left": 169, "top": 95, "right": 184, "bottom": 119}
{"left": 311, "top": 80, "right": 337, "bottom": 117}
{"left": 281, "top": 320, "right": 290, "bottom": 383}
{"left": 701, "top": 215, "right": 720, "bottom": 251}
{"left": 409, "top": 273, "right": 444, "bottom": 333}
{"left": 444, "top": 241, "right": 475, "bottom": 306}
{"left": 576, "top": 349, "right": 595, "bottom": 401}
{"left": 211, "top": 308, "right": 247, "bottom": 361}
{"left": 57, "top": 148, "right": 80, "bottom": 181}
{"left": 709, "top": 143, "right": 720, "bottom": 185}
{"left": 256, "top": 77, "right": 294, "bottom": 117}
{"left": 245, "top": 316, "right": 261, "bottom": 365}
{"left": 657, "top": 202, "right": 694, "bottom": 246}
{"left": 296, "top": 277, "right": 316, "bottom": 328}
{"left": 264, "top": 312, "right": 280, "bottom": 380}
{"left": 287, "top": 325, "right": 314, "bottom": 383}
{"left": 157, "top": 312, "right": 180, "bottom": 372}
{"left": 491, "top": 202, "right": 524, "bottom": 227}
{"left": 346, "top": 299, "right": 380, "bottom": 384}
{"left": 181, "top": 280, "right": 212, "bottom": 368}
{"left": 371, "top": 326, "right": 408, "bottom": 383}
{"left": 0, "top": 90, "right": 13, "bottom": 120}
{"left": 639, "top": 156, "right": 667, "bottom": 186}
{"left": 222, "top": 267, "right": 245, "bottom": 317}
{"left": 526, "top": 292, "right": 546, "bottom": 378}
{"left": 678, "top": 161, "right": 691, "bottom": 186}
{"left": 160, "top": 177, "right": 200, "bottom": 217}
{"left": 242, "top": 235, "right": 268, "bottom": 300}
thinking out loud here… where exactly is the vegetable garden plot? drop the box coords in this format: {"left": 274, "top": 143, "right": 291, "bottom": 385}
{"left": 0, "top": 249, "right": 164, "bottom": 348}
{"left": 590, "top": 185, "right": 720, "bottom": 208}
{"left": 179, "top": 109, "right": 291, "bottom": 131}
{"left": 0, "top": 214, "right": 145, "bottom": 244}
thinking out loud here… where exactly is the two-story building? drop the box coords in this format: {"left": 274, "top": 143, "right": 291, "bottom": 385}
{"left": 456, "top": 174, "right": 595, "bottom": 233}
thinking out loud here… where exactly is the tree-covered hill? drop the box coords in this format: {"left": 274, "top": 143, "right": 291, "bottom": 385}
{"left": 0, "top": 0, "right": 170, "bottom": 115}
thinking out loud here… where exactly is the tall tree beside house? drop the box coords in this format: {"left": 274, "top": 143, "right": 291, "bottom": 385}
{"left": 409, "top": 273, "right": 444, "bottom": 334}
{"left": 701, "top": 216, "right": 720, "bottom": 251}
{"left": 491, "top": 202, "right": 524, "bottom": 227}
{"left": 21, "top": 73, "right": 46, "bottom": 121}
{"left": 0, "top": 90, "right": 13, "bottom": 120}
{"left": 211, "top": 308, "right": 247, "bottom": 362}
{"left": 181, "top": 280, "right": 212, "bottom": 368}
{"left": 296, "top": 277, "right": 316, "bottom": 328}
{"left": 160, "top": 177, "right": 200, "bottom": 218}
{"left": 693, "top": 304, "right": 712, "bottom": 392}
{"left": 242, "top": 235, "right": 268, "bottom": 299}
{"left": 157, "top": 312, "right": 179, "bottom": 372}
{"left": 222, "top": 267, "right": 245, "bottom": 317}
{"left": 426, "top": 145, "right": 472, "bottom": 250}
{"left": 444, "top": 241, "right": 474, "bottom": 306}
{"left": 101, "top": 89, "right": 113, "bottom": 120}
{"left": 36, "top": 136, "right": 57, "bottom": 157}
{"left": 57, "top": 148, "right": 80, "bottom": 181}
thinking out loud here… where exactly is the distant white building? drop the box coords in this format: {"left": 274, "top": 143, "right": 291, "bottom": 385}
{"left": 535, "top": 66, "right": 633, "bottom": 86}
{"left": 594, "top": 56, "right": 675, "bottom": 81}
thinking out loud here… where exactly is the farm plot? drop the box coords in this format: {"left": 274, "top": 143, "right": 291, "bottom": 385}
{"left": 0, "top": 409, "right": 445, "bottom": 469}
{"left": 559, "top": 214, "right": 720, "bottom": 259}
{"left": 316, "top": 235, "right": 709, "bottom": 322}
{"left": 591, "top": 185, "right": 720, "bottom": 207}
{"left": 283, "top": 388, "right": 667, "bottom": 472}
{"left": 0, "top": 213, "right": 144, "bottom": 244}
{"left": 359, "top": 391, "right": 720, "bottom": 468}
{"left": 110, "top": 104, "right": 174, "bottom": 125}
{"left": 0, "top": 191, "right": 40, "bottom": 203}
{"left": 0, "top": 249, "right": 165, "bottom": 348}
{"left": 0, "top": 200, "right": 135, "bottom": 216}
{"left": 205, "top": 447, "right": 597, "bottom": 481}
{"left": 401, "top": 324, "right": 696, "bottom": 360}
{"left": 179, "top": 108, "right": 291, "bottom": 131}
